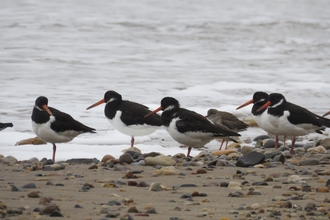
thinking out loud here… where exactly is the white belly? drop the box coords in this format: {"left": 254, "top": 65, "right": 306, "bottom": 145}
{"left": 268, "top": 111, "right": 319, "bottom": 136}
{"left": 108, "top": 111, "right": 160, "bottom": 137}
{"left": 254, "top": 111, "right": 281, "bottom": 135}
{"left": 32, "top": 117, "right": 80, "bottom": 143}
{"left": 167, "top": 118, "right": 214, "bottom": 148}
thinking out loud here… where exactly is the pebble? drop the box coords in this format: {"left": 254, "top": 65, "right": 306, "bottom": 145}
{"left": 152, "top": 166, "right": 180, "bottom": 176}
{"left": 39, "top": 204, "right": 60, "bottom": 215}
{"left": 236, "top": 151, "right": 265, "bottom": 167}
{"left": 148, "top": 182, "right": 163, "bottom": 191}
{"left": 119, "top": 153, "right": 134, "bottom": 164}
{"left": 22, "top": 182, "right": 36, "bottom": 189}
{"left": 145, "top": 155, "right": 176, "bottom": 166}
{"left": 11, "top": 185, "right": 24, "bottom": 192}
{"left": 27, "top": 191, "right": 39, "bottom": 198}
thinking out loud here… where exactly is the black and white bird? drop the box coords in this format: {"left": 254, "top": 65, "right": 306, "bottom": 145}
{"left": 206, "top": 109, "right": 248, "bottom": 149}
{"left": 236, "top": 91, "right": 286, "bottom": 149}
{"left": 145, "top": 97, "right": 240, "bottom": 157}
{"left": 257, "top": 93, "right": 330, "bottom": 153}
{"left": 0, "top": 122, "right": 13, "bottom": 131}
{"left": 32, "top": 96, "right": 96, "bottom": 162}
{"left": 86, "top": 90, "right": 162, "bottom": 147}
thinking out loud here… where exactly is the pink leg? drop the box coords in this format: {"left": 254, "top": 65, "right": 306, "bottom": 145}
{"left": 290, "top": 137, "right": 296, "bottom": 154}
{"left": 219, "top": 140, "right": 225, "bottom": 150}
{"left": 283, "top": 136, "right": 286, "bottom": 147}
{"left": 275, "top": 135, "right": 278, "bottom": 149}
{"left": 225, "top": 140, "right": 229, "bottom": 149}
{"left": 131, "top": 137, "right": 135, "bottom": 147}
{"left": 52, "top": 143, "right": 56, "bottom": 162}
{"left": 187, "top": 147, "right": 192, "bottom": 157}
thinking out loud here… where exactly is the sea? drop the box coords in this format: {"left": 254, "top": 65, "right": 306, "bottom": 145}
{"left": 1, "top": 0, "right": 330, "bottom": 160}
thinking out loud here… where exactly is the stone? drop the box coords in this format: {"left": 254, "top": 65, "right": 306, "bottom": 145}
{"left": 263, "top": 139, "right": 276, "bottom": 148}
{"left": 211, "top": 149, "right": 237, "bottom": 156}
{"left": 22, "top": 182, "right": 36, "bottom": 189}
{"left": 0, "top": 156, "right": 18, "bottom": 165}
{"left": 287, "top": 175, "right": 302, "bottom": 183}
{"left": 107, "top": 200, "right": 121, "bottom": 206}
{"left": 148, "top": 183, "right": 164, "bottom": 191}
{"left": 15, "top": 137, "right": 46, "bottom": 145}
{"left": 101, "top": 154, "right": 116, "bottom": 162}
{"left": 316, "top": 187, "right": 329, "bottom": 193}
{"left": 66, "top": 158, "right": 99, "bottom": 164}
{"left": 145, "top": 156, "right": 176, "bottom": 166}
{"left": 27, "top": 191, "right": 40, "bottom": 198}
{"left": 39, "top": 197, "right": 53, "bottom": 205}
{"left": 11, "top": 185, "right": 23, "bottom": 192}
{"left": 122, "top": 147, "right": 141, "bottom": 153}
{"left": 40, "top": 204, "right": 60, "bottom": 215}
{"left": 253, "top": 135, "right": 270, "bottom": 141}
{"left": 118, "top": 153, "right": 134, "bottom": 164}
{"left": 49, "top": 210, "right": 64, "bottom": 217}
{"left": 152, "top": 166, "right": 180, "bottom": 176}
{"left": 240, "top": 146, "right": 253, "bottom": 155}
{"left": 236, "top": 151, "right": 265, "bottom": 167}
{"left": 307, "top": 146, "right": 327, "bottom": 154}
{"left": 228, "top": 191, "right": 243, "bottom": 197}
{"left": 320, "top": 138, "right": 330, "bottom": 149}
{"left": 298, "top": 159, "right": 320, "bottom": 166}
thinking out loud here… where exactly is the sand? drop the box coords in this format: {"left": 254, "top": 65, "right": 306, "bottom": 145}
{"left": 1, "top": 155, "right": 330, "bottom": 220}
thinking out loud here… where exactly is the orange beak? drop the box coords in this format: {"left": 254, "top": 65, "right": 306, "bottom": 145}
{"left": 256, "top": 101, "right": 271, "bottom": 112}
{"left": 144, "top": 106, "right": 162, "bottom": 117}
{"left": 322, "top": 110, "right": 330, "bottom": 117}
{"left": 86, "top": 99, "right": 105, "bottom": 110}
{"left": 42, "top": 105, "right": 53, "bottom": 116}
{"left": 236, "top": 99, "right": 254, "bottom": 110}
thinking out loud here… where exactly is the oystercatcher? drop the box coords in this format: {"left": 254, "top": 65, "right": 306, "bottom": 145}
{"left": 32, "top": 96, "right": 96, "bottom": 162}
{"left": 206, "top": 109, "right": 248, "bottom": 149}
{"left": 0, "top": 122, "right": 13, "bottom": 131}
{"left": 86, "top": 90, "right": 162, "bottom": 147}
{"left": 236, "top": 91, "right": 286, "bottom": 149}
{"left": 257, "top": 93, "right": 330, "bottom": 153}
{"left": 145, "top": 97, "right": 240, "bottom": 157}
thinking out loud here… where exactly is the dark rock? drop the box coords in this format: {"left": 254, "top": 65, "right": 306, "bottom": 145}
{"left": 264, "top": 151, "right": 282, "bottom": 160}
{"left": 220, "top": 182, "right": 229, "bottom": 187}
{"left": 66, "top": 158, "right": 99, "bottom": 164}
{"left": 252, "top": 182, "right": 268, "bottom": 186}
{"left": 326, "top": 179, "right": 330, "bottom": 187}
{"left": 74, "top": 204, "right": 83, "bottom": 208}
{"left": 298, "top": 160, "right": 320, "bottom": 166}
{"left": 228, "top": 191, "right": 243, "bottom": 197}
{"left": 39, "top": 197, "right": 53, "bottom": 205}
{"left": 253, "top": 135, "right": 270, "bottom": 141}
{"left": 22, "top": 182, "right": 36, "bottom": 189}
{"left": 27, "top": 191, "right": 40, "bottom": 198}
{"left": 119, "top": 153, "right": 134, "bottom": 164}
{"left": 49, "top": 210, "right": 63, "bottom": 217}
{"left": 236, "top": 151, "right": 265, "bottom": 167}
{"left": 40, "top": 204, "right": 60, "bottom": 215}
{"left": 11, "top": 185, "right": 23, "bottom": 192}
{"left": 108, "top": 200, "right": 121, "bottom": 206}
{"left": 280, "top": 201, "right": 292, "bottom": 208}
{"left": 42, "top": 159, "right": 54, "bottom": 165}
{"left": 105, "top": 212, "right": 120, "bottom": 218}
{"left": 263, "top": 139, "right": 277, "bottom": 148}
{"left": 180, "top": 184, "right": 197, "bottom": 187}
{"left": 304, "top": 202, "right": 317, "bottom": 212}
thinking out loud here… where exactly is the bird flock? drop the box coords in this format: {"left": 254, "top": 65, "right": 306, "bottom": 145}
{"left": 2, "top": 90, "right": 330, "bottom": 162}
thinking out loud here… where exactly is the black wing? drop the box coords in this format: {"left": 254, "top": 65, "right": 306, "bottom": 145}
{"left": 175, "top": 108, "right": 240, "bottom": 137}
{"left": 49, "top": 107, "right": 96, "bottom": 133}
{"left": 286, "top": 102, "right": 328, "bottom": 128}
{"left": 119, "top": 101, "right": 162, "bottom": 126}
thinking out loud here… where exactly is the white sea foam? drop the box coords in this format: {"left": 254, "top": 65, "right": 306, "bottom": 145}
{"left": 0, "top": 0, "right": 329, "bottom": 160}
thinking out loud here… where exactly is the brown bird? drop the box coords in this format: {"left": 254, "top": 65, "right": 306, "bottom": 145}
{"left": 206, "top": 109, "right": 248, "bottom": 149}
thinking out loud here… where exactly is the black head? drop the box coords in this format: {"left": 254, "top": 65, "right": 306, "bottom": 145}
{"left": 160, "top": 97, "right": 180, "bottom": 112}
{"left": 35, "top": 96, "right": 48, "bottom": 109}
{"left": 268, "top": 93, "right": 286, "bottom": 107}
{"left": 252, "top": 91, "right": 268, "bottom": 104}
{"left": 104, "top": 90, "right": 122, "bottom": 103}
{"left": 34, "top": 96, "right": 53, "bottom": 115}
